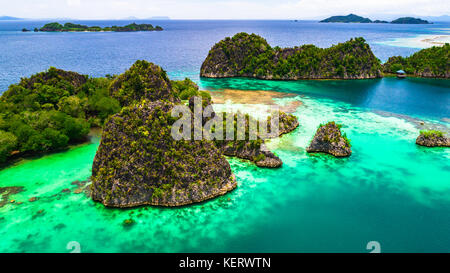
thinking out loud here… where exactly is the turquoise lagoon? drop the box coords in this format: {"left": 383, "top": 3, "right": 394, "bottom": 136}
{"left": 1, "top": 77, "right": 449, "bottom": 253}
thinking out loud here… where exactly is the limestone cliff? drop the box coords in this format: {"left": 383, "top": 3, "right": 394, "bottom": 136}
{"left": 201, "top": 33, "right": 382, "bottom": 80}
{"left": 91, "top": 101, "right": 236, "bottom": 207}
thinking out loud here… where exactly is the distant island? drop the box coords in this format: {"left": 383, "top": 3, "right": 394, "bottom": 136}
{"left": 28, "top": 22, "right": 163, "bottom": 32}
{"left": 0, "top": 16, "right": 22, "bottom": 20}
{"left": 320, "top": 14, "right": 372, "bottom": 23}
{"left": 391, "top": 17, "right": 430, "bottom": 24}
{"left": 320, "top": 14, "right": 431, "bottom": 24}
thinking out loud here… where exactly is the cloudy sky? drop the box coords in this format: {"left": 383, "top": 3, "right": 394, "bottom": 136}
{"left": 1, "top": 0, "right": 448, "bottom": 20}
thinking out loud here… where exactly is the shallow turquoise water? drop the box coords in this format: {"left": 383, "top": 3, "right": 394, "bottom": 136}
{"left": 0, "top": 79, "right": 449, "bottom": 253}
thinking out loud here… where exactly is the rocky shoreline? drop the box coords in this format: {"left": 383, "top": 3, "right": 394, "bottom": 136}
{"left": 218, "top": 113, "right": 299, "bottom": 168}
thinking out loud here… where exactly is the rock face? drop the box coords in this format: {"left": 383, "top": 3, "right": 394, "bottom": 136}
{"left": 91, "top": 100, "right": 236, "bottom": 208}
{"left": 201, "top": 33, "right": 271, "bottom": 78}
{"left": 416, "top": 131, "right": 450, "bottom": 147}
{"left": 307, "top": 122, "right": 352, "bottom": 157}
{"left": 201, "top": 33, "right": 382, "bottom": 80}
{"left": 110, "top": 60, "right": 178, "bottom": 106}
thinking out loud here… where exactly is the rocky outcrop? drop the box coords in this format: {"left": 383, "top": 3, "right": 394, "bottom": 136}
{"left": 187, "top": 94, "right": 298, "bottom": 168}
{"left": 278, "top": 112, "right": 300, "bottom": 136}
{"left": 218, "top": 111, "right": 299, "bottom": 168}
{"left": 307, "top": 121, "right": 352, "bottom": 157}
{"left": 221, "top": 140, "right": 283, "bottom": 168}
{"left": 91, "top": 100, "right": 236, "bottom": 208}
{"left": 110, "top": 60, "right": 178, "bottom": 106}
{"left": 201, "top": 33, "right": 382, "bottom": 80}
{"left": 416, "top": 131, "right": 450, "bottom": 147}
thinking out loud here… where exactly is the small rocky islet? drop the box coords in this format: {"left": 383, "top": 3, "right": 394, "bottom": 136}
{"left": 306, "top": 121, "right": 352, "bottom": 157}
{"left": 416, "top": 130, "right": 450, "bottom": 147}
{"left": 187, "top": 95, "right": 300, "bottom": 168}
{"left": 218, "top": 112, "right": 299, "bottom": 168}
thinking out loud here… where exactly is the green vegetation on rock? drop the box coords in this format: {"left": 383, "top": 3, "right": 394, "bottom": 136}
{"left": 383, "top": 44, "right": 449, "bottom": 78}
{"left": 420, "top": 130, "right": 444, "bottom": 138}
{"left": 201, "top": 33, "right": 382, "bottom": 80}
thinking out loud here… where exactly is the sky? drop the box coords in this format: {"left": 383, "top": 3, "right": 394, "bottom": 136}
{"left": 1, "top": 0, "right": 449, "bottom": 20}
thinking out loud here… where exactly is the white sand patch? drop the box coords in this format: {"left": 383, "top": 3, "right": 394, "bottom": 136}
{"left": 376, "top": 34, "right": 450, "bottom": 49}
